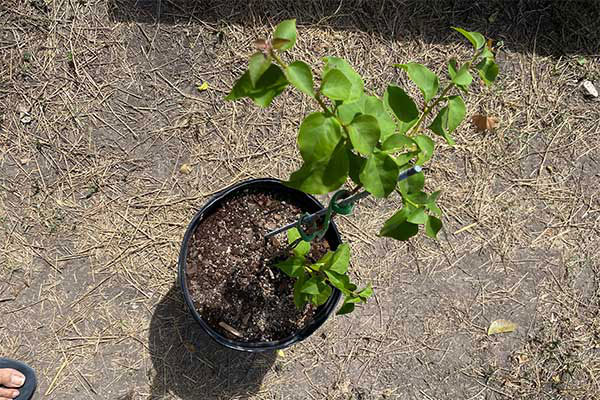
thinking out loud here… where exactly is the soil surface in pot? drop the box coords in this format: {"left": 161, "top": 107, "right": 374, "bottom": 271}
{"left": 185, "top": 188, "right": 332, "bottom": 342}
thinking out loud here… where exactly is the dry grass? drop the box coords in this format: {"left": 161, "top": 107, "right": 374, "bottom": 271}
{"left": 1, "top": 0, "right": 599, "bottom": 399}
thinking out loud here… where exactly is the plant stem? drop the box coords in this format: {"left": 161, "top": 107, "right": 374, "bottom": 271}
{"left": 269, "top": 48, "right": 358, "bottom": 197}
{"left": 271, "top": 49, "right": 334, "bottom": 117}
{"left": 408, "top": 83, "right": 454, "bottom": 136}
{"left": 395, "top": 188, "right": 419, "bottom": 208}
{"left": 315, "top": 92, "right": 333, "bottom": 115}
{"left": 407, "top": 48, "right": 483, "bottom": 136}
{"left": 270, "top": 49, "right": 288, "bottom": 69}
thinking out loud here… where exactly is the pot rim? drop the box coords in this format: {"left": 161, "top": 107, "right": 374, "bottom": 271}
{"left": 178, "top": 178, "right": 342, "bottom": 352}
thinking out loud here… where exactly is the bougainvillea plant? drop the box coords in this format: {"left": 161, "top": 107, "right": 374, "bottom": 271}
{"left": 226, "top": 21, "right": 498, "bottom": 314}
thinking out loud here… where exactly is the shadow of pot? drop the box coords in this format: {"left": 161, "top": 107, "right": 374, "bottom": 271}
{"left": 148, "top": 285, "right": 276, "bottom": 399}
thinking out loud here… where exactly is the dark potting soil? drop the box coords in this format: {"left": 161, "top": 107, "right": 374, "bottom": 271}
{"left": 185, "top": 188, "right": 332, "bottom": 342}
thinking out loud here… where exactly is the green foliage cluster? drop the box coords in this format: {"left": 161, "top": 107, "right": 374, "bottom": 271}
{"left": 227, "top": 21, "right": 498, "bottom": 314}
{"left": 276, "top": 228, "right": 371, "bottom": 315}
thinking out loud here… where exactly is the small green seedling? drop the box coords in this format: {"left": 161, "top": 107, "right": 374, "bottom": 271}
{"left": 227, "top": 21, "right": 498, "bottom": 314}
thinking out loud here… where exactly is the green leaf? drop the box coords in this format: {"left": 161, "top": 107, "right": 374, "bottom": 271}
{"left": 273, "top": 19, "right": 297, "bottom": 51}
{"left": 407, "top": 208, "right": 428, "bottom": 224}
{"left": 252, "top": 65, "right": 288, "bottom": 107}
{"left": 311, "top": 251, "right": 332, "bottom": 271}
{"left": 426, "top": 203, "right": 442, "bottom": 217}
{"left": 452, "top": 27, "right": 485, "bottom": 50}
{"left": 312, "top": 283, "right": 332, "bottom": 306}
{"left": 337, "top": 101, "right": 363, "bottom": 125}
{"left": 225, "top": 71, "right": 252, "bottom": 101}
{"left": 425, "top": 192, "right": 442, "bottom": 217}
{"left": 395, "top": 63, "right": 439, "bottom": 102}
{"left": 448, "top": 58, "right": 473, "bottom": 91}
{"left": 413, "top": 135, "right": 434, "bottom": 165}
{"left": 406, "top": 191, "right": 429, "bottom": 204}
{"left": 323, "top": 57, "right": 364, "bottom": 102}
{"left": 286, "top": 61, "right": 314, "bottom": 97}
{"left": 428, "top": 190, "right": 441, "bottom": 203}
{"left": 428, "top": 108, "right": 451, "bottom": 145}
{"left": 300, "top": 276, "right": 321, "bottom": 295}
{"left": 393, "top": 152, "right": 418, "bottom": 166}
{"left": 348, "top": 150, "right": 366, "bottom": 186}
{"left": 324, "top": 270, "right": 352, "bottom": 294}
{"left": 308, "top": 263, "right": 321, "bottom": 272}
{"left": 379, "top": 208, "right": 419, "bottom": 240}
{"left": 425, "top": 215, "right": 443, "bottom": 238}
{"left": 357, "top": 284, "right": 373, "bottom": 300}
{"left": 276, "top": 256, "right": 306, "bottom": 278}
{"left": 321, "top": 69, "right": 352, "bottom": 101}
{"left": 382, "top": 134, "right": 415, "bottom": 152}
{"left": 384, "top": 85, "right": 418, "bottom": 134}
{"left": 293, "top": 274, "right": 308, "bottom": 309}
{"left": 346, "top": 295, "right": 362, "bottom": 304}
{"left": 298, "top": 112, "right": 342, "bottom": 164}
{"left": 337, "top": 302, "right": 355, "bottom": 315}
{"left": 323, "top": 243, "right": 350, "bottom": 274}
{"left": 347, "top": 114, "right": 380, "bottom": 155}
{"left": 446, "top": 95, "right": 466, "bottom": 131}
{"left": 288, "top": 227, "right": 302, "bottom": 243}
{"left": 287, "top": 227, "right": 310, "bottom": 256}
{"left": 427, "top": 205, "right": 442, "bottom": 218}
{"left": 287, "top": 142, "right": 349, "bottom": 194}
{"left": 225, "top": 65, "right": 288, "bottom": 107}
{"left": 428, "top": 95, "right": 465, "bottom": 146}
{"left": 337, "top": 294, "right": 363, "bottom": 314}
{"left": 448, "top": 58, "right": 458, "bottom": 80}
{"left": 335, "top": 95, "right": 395, "bottom": 141}
{"left": 476, "top": 57, "right": 499, "bottom": 86}
{"left": 452, "top": 64, "right": 473, "bottom": 89}
{"left": 362, "top": 96, "right": 396, "bottom": 141}
{"left": 398, "top": 171, "right": 424, "bottom": 195}
{"left": 359, "top": 152, "right": 399, "bottom": 198}
{"left": 248, "top": 52, "right": 272, "bottom": 86}
{"left": 481, "top": 47, "right": 494, "bottom": 59}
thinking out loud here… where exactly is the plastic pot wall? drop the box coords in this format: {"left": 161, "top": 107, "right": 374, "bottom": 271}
{"left": 178, "top": 178, "right": 342, "bottom": 352}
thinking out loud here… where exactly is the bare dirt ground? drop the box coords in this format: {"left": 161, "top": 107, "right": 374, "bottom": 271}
{"left": 1, "top": 1, "right": 599, "bottom": 399}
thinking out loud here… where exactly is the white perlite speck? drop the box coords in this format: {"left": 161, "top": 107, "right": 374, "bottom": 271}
{"left": 582, "top": 80, "right": 598, "bottom": 98}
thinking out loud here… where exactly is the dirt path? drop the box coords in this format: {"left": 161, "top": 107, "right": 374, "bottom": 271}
{"left": 1, "top": 1, "right": 599, "bottom": 399}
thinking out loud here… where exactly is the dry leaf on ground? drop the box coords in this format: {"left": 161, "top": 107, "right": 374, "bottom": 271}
{"left": 488, "top": 319, "right": 517, "bottom": 335}
{"left": 196, "top": 81, "right": 209, "bottom": 92}
{"left": 179, "top": 163, "right": 193, "bottom": 174}
{"left": 472, "top": 114, "right": 499, "bottom": 131}
{"left": 183, "top": 341, "right": 196, "bottom": 353}
{"left": 517, "top": 353, "right": 529, "bottom": 364}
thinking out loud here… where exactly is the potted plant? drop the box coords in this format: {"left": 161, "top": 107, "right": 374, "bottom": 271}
{"left": 178, "top": 20, "right": 498, "bottom": 352}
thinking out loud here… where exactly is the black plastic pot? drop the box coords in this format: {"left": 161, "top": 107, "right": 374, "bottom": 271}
{"left": 178, "top": 178, "right": 343, "bottom": 352}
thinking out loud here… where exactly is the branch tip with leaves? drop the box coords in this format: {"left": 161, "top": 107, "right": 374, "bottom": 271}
{"left": 226, "top": 21, "right": 498, "bottom": 314}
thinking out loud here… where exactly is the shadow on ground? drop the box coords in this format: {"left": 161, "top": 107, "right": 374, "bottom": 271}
{"left": 107, "top": 0, "right": 599, "bottom": 56}
{"left": 148, "top": 285, "right": 276, "bottom": 399}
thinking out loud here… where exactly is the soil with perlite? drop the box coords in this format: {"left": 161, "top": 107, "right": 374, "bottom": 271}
{"left": 185, "top": 188, "right": 332, "bottom": 342}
